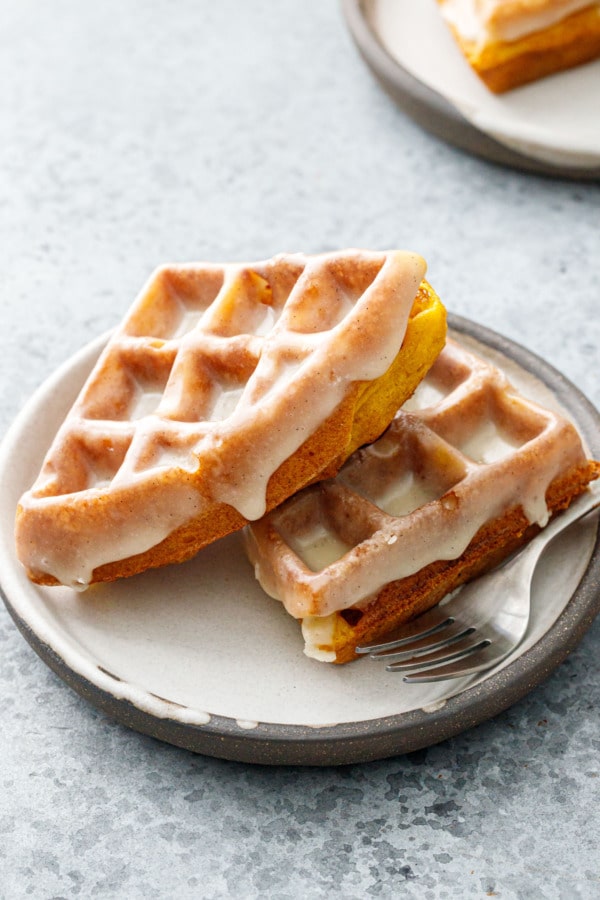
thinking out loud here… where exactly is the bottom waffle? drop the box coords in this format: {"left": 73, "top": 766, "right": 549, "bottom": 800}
{"left": 244, "top": 339, "right": 600, "bottom": 663}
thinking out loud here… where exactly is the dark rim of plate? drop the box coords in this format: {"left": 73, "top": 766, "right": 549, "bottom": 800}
{"left": 340, "top": 0, "right": 600, "bottom": 182}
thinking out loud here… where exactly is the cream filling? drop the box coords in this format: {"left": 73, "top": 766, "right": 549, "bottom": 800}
{"left": 439, "top": 0, "right": 597, "bottom": 45}
{"left": 301, "top": 617, "right": 337, "bottom": 663}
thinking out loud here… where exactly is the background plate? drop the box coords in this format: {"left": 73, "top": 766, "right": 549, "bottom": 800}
{"left": 342, "top": 0, "right": 600, "bottom": 180}
{"left": 1, "top": 315, "right": 599, "bottom": 765}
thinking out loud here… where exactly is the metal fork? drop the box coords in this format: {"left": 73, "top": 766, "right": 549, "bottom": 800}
{"left": 356, "top": 488, "right": 600, "bottom": 683}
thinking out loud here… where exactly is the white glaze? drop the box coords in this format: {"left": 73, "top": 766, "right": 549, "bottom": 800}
{"left": 27, "top": 486, "right": 209, "bottom": 590}
{"left": 402, "top": 379, "right": 446, "bottom": 411}
{"left": 173, "top": 308, "right": 204, "bottom": 338}
{"left": 289, "top": 524, "right": 353, "bottom": 572}
{"left": 372, "top": 472, "right": 442, "bottom": 518}
{"left": 439, "top": 0, "right": 597, "bottom": 45}
{"left": 458, "top": 419, "right": 521, "bottom": 464}
{"left": 131, "top": 390, "right": 164, "bottom": 420}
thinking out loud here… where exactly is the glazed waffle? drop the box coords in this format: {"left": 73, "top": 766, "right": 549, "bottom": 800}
{"left": 437, "top": 0, "right": 600, "bottom": 92}
{"left": 245, "top": 339, "right": 600, "bottom": 663}
{"left": 16, "top": 249, "right": 447, "bottom": 588}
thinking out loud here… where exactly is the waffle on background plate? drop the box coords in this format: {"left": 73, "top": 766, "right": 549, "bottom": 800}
{"left": 15, "top": 249, "right": 447, "bottom": 588}
{"left": 245, "top": 339, "right": 600, "bottom": 663}
{"left": 437, "top": 0, "right": 600, "bottom": 92}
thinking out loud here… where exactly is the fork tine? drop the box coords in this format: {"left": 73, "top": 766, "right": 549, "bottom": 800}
{"left": 355, "top": 606, "right": 454, "bottom": 654}
{"left": 385, "top": 636, "right": 492, "bottom": 673}
{"left": 367, "top": 623, "right": 476, "bottom": 662}
{"left": 402, "top": 640, "right": 514, "bottom": 683}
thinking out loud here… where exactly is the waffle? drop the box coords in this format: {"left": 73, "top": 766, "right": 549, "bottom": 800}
{"left": 15, "top": 249, "right": 447, "bottom": 588}
{"left": 437, "top": 0, "right": 600, "bottom": 92}
{"left": 245, "top": 339, "right": 600, "bottom": 663}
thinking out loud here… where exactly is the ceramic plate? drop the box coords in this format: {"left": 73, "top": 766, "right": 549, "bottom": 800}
{"left": 343, "top": 0, "right": 600, "bottom": 179}
{"left": 1, "top": 315, "right": 599, "bottom": 765}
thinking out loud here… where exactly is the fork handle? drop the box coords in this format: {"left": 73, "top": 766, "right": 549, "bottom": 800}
{"left": 520, "top": 485, "right": 600, "bottom": 574}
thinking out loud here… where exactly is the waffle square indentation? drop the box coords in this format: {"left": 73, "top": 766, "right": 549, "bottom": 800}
{"left": 339, "top": 420, "right": 467, "bottom": 517}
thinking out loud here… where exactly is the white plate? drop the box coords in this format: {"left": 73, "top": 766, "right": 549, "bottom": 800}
{"left": 1, "top": 316, "right": 599, "bottom": 764}
{"left": 345, "top": 0, "right": 600, "bottom": 175}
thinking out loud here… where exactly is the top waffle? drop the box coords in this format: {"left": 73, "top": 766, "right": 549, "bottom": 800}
{"left": 16, "top": 249, "right": 447, "bottom": 588}
{"left": 245, "top": 339, "right": 599, "bottom": 661}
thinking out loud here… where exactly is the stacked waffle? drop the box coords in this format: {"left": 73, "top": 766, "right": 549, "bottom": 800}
{"left": 437, "top": 0, "right": 600, "bottom": 92}
{"left": 15, "top": 250, "right": 598, "bottom": 665}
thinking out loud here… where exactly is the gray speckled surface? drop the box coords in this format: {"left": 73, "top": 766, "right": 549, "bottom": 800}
{"left": 1, "top": 1, "right": 599, "bottom": 897}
